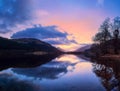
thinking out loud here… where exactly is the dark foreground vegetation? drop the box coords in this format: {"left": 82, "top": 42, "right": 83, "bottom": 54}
{"left": 85, "top": 39, "right": 120, "bottom": 58}
{"left": 84, "top": 16, "right": 120, "bottom": 59}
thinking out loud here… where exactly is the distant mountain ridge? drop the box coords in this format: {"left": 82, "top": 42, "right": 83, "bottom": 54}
{"left": 76, "top": 44, "right": 92, "bottom": 52}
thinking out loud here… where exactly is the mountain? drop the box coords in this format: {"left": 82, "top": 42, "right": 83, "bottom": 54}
{"left": 0, "top": 37, "right": 62, "bottom": 69}
{"left": 76, "top": 44, "right": 92, "bottom": 52}
{"left": 0, "top": 37, "right": 61, "bottom": 53}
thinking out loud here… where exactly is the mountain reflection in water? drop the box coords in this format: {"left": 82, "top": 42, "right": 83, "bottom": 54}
{"left": 0, "top": 54, "right": 120, "bottom": 91}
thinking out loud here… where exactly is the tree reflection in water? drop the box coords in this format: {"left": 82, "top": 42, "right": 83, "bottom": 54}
{"left": 93, "top": 59, "right": 120, "bottom": 91}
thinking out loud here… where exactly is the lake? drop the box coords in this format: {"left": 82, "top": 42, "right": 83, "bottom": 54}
{"left": 0, "top": 54, "right": 119, "bottom": 91}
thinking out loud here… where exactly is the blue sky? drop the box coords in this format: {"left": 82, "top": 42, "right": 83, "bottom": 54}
{"left": 0, "top": 0, "right": 120, "bottom": 48}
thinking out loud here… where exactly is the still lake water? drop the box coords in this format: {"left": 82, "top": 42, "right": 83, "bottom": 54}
{"left": 0, "top": 54, "right": 120, "bottom": 91}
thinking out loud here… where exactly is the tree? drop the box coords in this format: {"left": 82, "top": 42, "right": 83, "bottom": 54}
{"left": 112, "top": 17, "right": 120, "bottom": 54}
{"left": 93, "top": 18, "right": 112, "bottom": 54}
{"left": 93, "top": 17, "right": 120, "bottom": 55}
{"left": 93, "top": 31, "right": 111, "bottom": 44}
{"left": 112, "top": 16, "right": 120, "bottom": 31}
{"left": 93, "top": 18, "right": 112, "bottom": 44}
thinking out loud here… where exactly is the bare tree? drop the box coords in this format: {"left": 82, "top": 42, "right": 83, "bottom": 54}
{"left": 112, "top": 17, "right": 120, "bottom": 54}
{"left": 112, "top": 16, "right": 120, "bottom": 31}
{"left": 113, "top": 29, "right": 119, "bottom": 54}
{"left": 93, "top": 18, "right": 112, "bottom": 44}
{"left": 93, "top": 18, "right": 112, "bottom": 54}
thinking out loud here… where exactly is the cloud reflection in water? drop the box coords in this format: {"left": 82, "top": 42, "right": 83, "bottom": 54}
{"left": 0, "top": 68, "right": 41, "bottom": 91}
{"left": 12, "top": 55, "right": 80, "bottom": 80}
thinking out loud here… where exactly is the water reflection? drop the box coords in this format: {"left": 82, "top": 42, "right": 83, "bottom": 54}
{"left": 93, "top": 59, "right": 120, "bottom": 91}
{"left": 0, "top": 54, "right": 58, "bottom": 71}
{"left": 0, "top": 69, "right": 40, "bottom": 91}
{"left": 0, "top": 54, "right": 115, "bottom": 91}
{"left": 12, "top": 55, "right": 79, "bottom": 80}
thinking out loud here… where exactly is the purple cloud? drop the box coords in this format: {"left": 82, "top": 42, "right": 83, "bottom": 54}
{"left": 0, "top": 0, "right": 33, "bottom": 33}
{"left": 11, "top": 25, "right": 77, "bottom": 45}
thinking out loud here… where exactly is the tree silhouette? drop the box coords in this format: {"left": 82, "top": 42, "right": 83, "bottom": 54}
{"left": 112, "top": 16, "right": 120, "bottom": 31}
{"left": 112, "top": 17, "right": 120, "bottom": 54}
{"left": 93, "top": 18, "right": 111, "bottom": 44}
{"left": 93, "top": 18, "right": 111, "bottom": 54}
{"left": 113, "top": 29, "right": 119, "bottom": 54}
{"left": 93, "top": 17, "right": 120, "bottom": 55}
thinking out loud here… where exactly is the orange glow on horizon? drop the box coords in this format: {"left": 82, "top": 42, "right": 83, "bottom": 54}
{"left": 35, "top": 9, "right": 106, "bottom": 43}
{"left": 54, "top": 43, "right": 83, "bottom": 51}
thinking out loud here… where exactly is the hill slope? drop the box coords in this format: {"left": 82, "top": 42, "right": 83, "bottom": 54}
{"left": 76, "top": 44, "right": 91, "bottom": 52}
{"left": 0, "top": 37, "right": 61, "bottom": 53}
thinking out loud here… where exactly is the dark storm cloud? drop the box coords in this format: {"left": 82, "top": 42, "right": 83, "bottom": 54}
{"left": 11, "top": 25, "right": 77, "bottom": 45}
{"left": 0, "top": 0, "right": 32, "bottom": 33}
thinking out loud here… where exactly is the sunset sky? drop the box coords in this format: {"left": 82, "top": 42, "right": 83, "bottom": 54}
{"left": 0, "top": 0, "right": 120, "bottom": 50}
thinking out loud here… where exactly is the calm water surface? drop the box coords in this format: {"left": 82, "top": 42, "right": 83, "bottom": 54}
{"left": 0, "top": 54, "right": 119, "bottom": 91}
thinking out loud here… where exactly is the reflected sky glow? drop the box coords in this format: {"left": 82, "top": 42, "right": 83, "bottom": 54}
{"left": 54, "top": 43, "right": 83, "bottom": 51}
{"left": 0, "top": 54, "right": 105, "bottom": 91}
{"left": 55, "top": 55, "right": 81, "bottom": 63}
